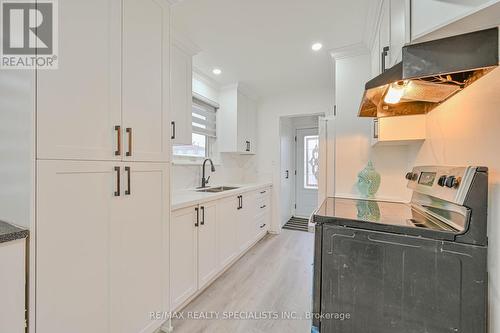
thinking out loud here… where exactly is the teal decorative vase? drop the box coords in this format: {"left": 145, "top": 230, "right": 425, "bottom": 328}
{"left": 356, "top": 161, "right": 381, "bottom": 198}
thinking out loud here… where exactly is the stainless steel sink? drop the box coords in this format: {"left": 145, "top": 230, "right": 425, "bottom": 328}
{"left": 196, "top": 186, "right": 239, "bottom": 193}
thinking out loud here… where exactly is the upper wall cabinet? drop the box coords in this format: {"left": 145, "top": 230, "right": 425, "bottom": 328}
{"left": 37, "top": 0, "right": 171, "bottom": 162}
{"left": 171, "top": 35, "right": 200, "bottom": 146}
{"left": 122, "top": 0, "right": 171, "bottom": 162}
{"left": 218, "top": 85, "right": 257, "bottom": 155}
{"left": 411, "top": 0, "right": 495, "bottom": 41}
{"left": 371, "top": 0, "right": 411, "bottom": 77}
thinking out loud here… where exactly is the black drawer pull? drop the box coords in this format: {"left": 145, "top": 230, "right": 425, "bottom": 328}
{"left": 260, "top": 205, "right": 266, "bottom": 209}
{"left": 114, "top": 166, "right": 120, "bottom": 196}
{"left": 124, "top": 166, "right": 131, "bottom": 195}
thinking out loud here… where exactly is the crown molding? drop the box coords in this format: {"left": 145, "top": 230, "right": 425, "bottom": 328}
{"left": 172, "top": 30, "right": 201, "bottom": 55}
{"left": 329, "top": 42, "right": 369, "bottom": 61}
{"left": 192, "top": 67, "right": 221, "bottom": 90}
{"left": 164, "top": 0, "right": 184, "bottom": 6}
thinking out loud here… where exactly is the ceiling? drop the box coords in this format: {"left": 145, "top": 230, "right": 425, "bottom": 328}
{"left": 172, "top": 0, "right": 380, "bottom": 99}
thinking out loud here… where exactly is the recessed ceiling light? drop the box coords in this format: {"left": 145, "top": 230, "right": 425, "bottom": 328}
{"left": 212, "top": 68, "right": 222, "bottom": 75}
{"left": 311, "top": 43, "right": 323, "bottom": 51}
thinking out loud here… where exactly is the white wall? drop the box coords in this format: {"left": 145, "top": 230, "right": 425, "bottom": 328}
{"left": 172, "top": 73, "right": 257, "bottom": 190}
{"left": 411, "top": 67, "right": 500, "bottom": 333}
{"left": 256, "top": 87, "right": 333, "bottom": 232}
{"left": 333, "top": 53, "right": 416, "bottom": 202}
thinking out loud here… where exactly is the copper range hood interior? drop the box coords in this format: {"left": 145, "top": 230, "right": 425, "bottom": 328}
{"left": 359, "top": 27, "right": 499, "bottom": 118}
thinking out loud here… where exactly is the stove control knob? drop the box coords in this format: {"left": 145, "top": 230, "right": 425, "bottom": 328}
{"left": 437, "top": 175, "right": 447, "bottom": 187}
{"left": 445, "top": 176, "right": 460, "bottom": 188}
{"left": 405, "top": 172, "right": 414, "bottom": 180}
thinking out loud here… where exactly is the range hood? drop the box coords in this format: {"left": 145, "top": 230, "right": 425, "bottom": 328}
{"left": 359, "top": 27, "right": 499, "bottom": 118}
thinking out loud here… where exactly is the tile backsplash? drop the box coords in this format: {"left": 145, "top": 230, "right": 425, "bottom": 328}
{"left": 172, "top": 154, "right": 258, "bottom": 190}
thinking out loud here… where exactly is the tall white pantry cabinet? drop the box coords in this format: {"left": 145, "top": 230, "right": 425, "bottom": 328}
{"left": 36, "top": 0, "right": 171, "bottom": 332}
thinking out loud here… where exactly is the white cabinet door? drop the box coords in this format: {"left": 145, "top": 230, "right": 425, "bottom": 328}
{"left": 36, "top": 160, "right": 117, "bottom": 333}
{"left": 379, "top": 0, "right": 391, "bottom": 72}
{"left": 238, "top": 191, "right": 258, "bottom": 251}
{"left": 217, "top": 196, "right": 239, "bottom": 269}
{"left": 171, "top": 44, "right": 193, "bottom": 146}
{"left": 170, "top": 206, "right": 198, "bottom": 310}
{"left": 390, "top": 0, "right": 410, "bottom": 65}
{"left": 371, "top": 29, "right": 381, "bottom": 77}
{"left": 122, "top": 0, "right": 170, "bottom": 162}
{"left": 0, "top": 239, "right": 25, "bottom": 333}
{"left": 37, "top": 0, "right": 122, "bottom": 161}
{"left": 112, "top": 163, "right": 169, "bottom": 333}
{"left": 197, "top": 201, "right": 218, "bottom": 288}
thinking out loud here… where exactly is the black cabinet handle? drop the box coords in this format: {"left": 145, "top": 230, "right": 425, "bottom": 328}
{"left": 260, "top": 190, "right": 266, "bottom": 194}
{"left": 381, "top": 46, "right": 389, "bottom": 73}
{"left": 245, "top": 141, "right": 250, "bottom": 152}
{"left": 114, "top": 166, "right": 120, "bottom": 197}
{"left": 237, "top": 195, "right": 242, "bottom": 210}
{"left": 171, "top": 121, "right": 176, "bottom": 140}
{"left": 260, "top": 205, "right": 266, "bottom": 209}
{"left": 124, "top": 166, "right": 131, "bottom": 195}
{"left": 373, "top": 119, "right": 379, "bottom": 139}
{"left": 260, "top": 223, "right": 266, "bottom": 229}
{"left": 126, "top": 128, "right": 132, "bottom": 156}
{"left": 285, "top": 170, "right": 289, "bottom": 179}
{"left": 114, "top": 125, "right": 121, "bottom": 156}
{"left": 200, "top": 206, "right": 205, "bottom": 225}
{"left": 195, "top": 207, "right": 199, "bottom": 227}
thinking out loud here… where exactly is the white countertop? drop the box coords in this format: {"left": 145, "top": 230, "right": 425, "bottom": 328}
{"left": 172, "top": 182, "right": 273, "bottom": 211}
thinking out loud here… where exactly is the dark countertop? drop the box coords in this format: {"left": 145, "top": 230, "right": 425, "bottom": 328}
{"left": 0, "top": 220, "right": 28, "bottom": 244}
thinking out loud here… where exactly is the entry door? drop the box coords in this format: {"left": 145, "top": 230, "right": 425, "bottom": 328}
{"left": 295, "top": 128, "right": 319, "bottom": 217}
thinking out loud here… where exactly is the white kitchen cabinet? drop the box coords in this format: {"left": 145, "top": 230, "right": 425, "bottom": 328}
{"left": 37, "top": 160, "right": 170, "bottom": 333}
{"left": 219, "top": 85, "right": 257, "bottom": 154}
{"left": 197, "top": 201, "right": 218, "bottom": 289}
{"left": 112, "top": 163, "right": 169, "bottom": 333}
{"left": 371, "top": 0, "right": 411, "bottom": 75}
{"left": 237, "top": 191, "right": 258, "bottom": 251}
{"left": 371, "top": 115, "right": 426, "bottom": 146}
{"left": 217, "top": 196, "right": 240, "bottom": 269}
{"left": 37, "top": 0, "right": 170, "bottom": 162}
{"left": 122, "top": 0, "right": 171, "bottom": 162}
{"left": 37, "top": 160, "right": 116, "bottom": 333}
{"left": 37, "top": 0, "right": 122, "bottom": 161}
{"left": 390, "top": 0, "right": 411, "bottom": 65}
{"left": 170, "top": 205, "right": 198, "bottom": 310}
{"left": 379, "top": 0, "right": 391, "bottom": 72}
{"left": 171, "top": 42, "right": 194, "bottom": 146}
{"left": 411, "top": 0, "right": 494, "bottom": 41}
{"left": 0, "top": 239, "right": 26, "bottom": 333}
{"left": 255, "top": 188, "right": 271, "bottom": 238}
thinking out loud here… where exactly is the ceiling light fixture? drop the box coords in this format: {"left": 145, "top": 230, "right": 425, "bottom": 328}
{"left": 212, "top": 68, "right": 222, "bottom": 75}
{"left": 311, "top": 43, "right": 323, "bottom": 51}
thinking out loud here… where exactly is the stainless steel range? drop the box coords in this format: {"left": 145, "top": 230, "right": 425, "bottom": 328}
{"left": 312, "top": 166, "right": 488, "bottom": 333}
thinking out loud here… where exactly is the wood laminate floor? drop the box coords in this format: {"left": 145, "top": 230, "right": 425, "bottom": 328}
{"left": 170, "top": 229, "right": 315, "bottom": 333}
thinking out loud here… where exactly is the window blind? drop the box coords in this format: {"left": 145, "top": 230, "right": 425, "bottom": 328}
{"left": 192, "top": 97, "right": 217, "bottom": 138}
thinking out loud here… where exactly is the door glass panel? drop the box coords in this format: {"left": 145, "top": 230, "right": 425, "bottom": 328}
{"left": 304, "top": 135, "right": 319, "bottom": 189}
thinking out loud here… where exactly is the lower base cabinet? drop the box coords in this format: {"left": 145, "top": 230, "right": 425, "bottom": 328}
{"left": 36, "top": 160, "right": 169, "bottom": 333}
{"left": 0, "top": 238, "right": 26, "bottom": 333}
{"left": 170, "top": 186, "right": 272, "bottom": 311}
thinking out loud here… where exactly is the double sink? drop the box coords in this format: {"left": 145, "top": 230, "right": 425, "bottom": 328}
{"left": 196, "top": 186, "right": 239, "bottom": 193}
